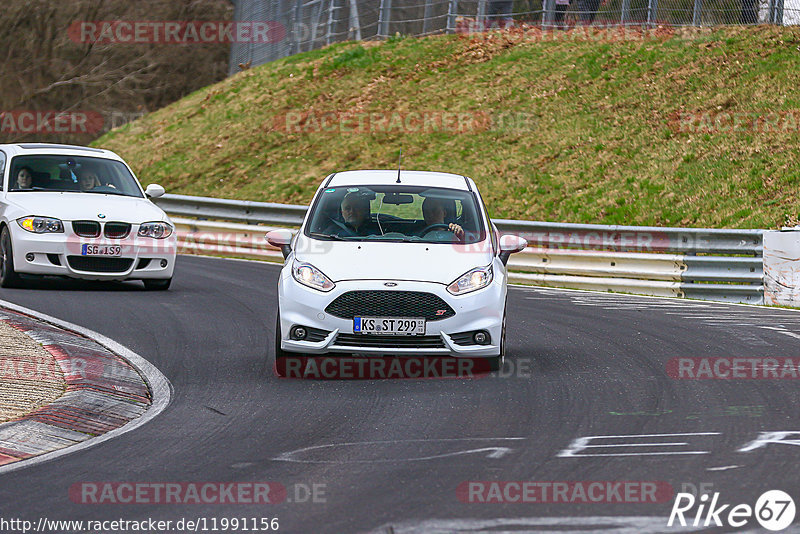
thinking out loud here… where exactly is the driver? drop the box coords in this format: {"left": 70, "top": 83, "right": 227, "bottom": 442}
{"left": 15, "top": 167, "right": 34, "bottom": 189}
{"left": 77, "top": 169, "right": 101, "bottom": 191}
{"left": 420, "top": 197, "right": 464, "bottom": 239}
{"left": 325, "top": 192, "right": 380, "bottom": 236}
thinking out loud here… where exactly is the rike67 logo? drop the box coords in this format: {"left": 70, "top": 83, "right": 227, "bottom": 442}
{"left": 668, "top": 490, "right": 796, "bottom": 531}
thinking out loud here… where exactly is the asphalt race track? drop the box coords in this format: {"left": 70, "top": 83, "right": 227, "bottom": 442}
{"left": 2, "top": 254, "right": 800, "bottom": 533}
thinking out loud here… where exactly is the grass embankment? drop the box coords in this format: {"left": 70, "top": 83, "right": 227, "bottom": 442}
{"left": 95, "top": 26, "right": 800, "bottom": 228}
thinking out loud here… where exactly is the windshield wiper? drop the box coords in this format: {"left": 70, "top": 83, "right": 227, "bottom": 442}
{"left": 76, "top": 190, "right": 132, "bottom": 197}
{"left": 308, "top": 232, "right": 346, "bottom": 240}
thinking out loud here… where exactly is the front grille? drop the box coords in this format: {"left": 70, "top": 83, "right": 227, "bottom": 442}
{"left": 325, "top": 291, "right": 455, "bottom": 321}
{"left": 104, "top": 222, "right": 131, "bottom": 239}
{"left": 72, "top": 221, "right": 100, "bottom": 238}
{"left": 334, "top": 334, "right": 445, "bottom": 349}
{"left": 67, "top": 256, "right": 134, "bottom": 273}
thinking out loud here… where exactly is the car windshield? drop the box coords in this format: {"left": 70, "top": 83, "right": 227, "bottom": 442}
{"left": 7, "top": 155, "right": 143, "bottom": 197}
{"left": 305, "top": 185, "right": 486, "bottom": 244}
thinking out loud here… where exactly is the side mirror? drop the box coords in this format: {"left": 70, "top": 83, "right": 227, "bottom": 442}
{"left": 266, "top": 229, "right": 294, "bottom": 258}
{"left": 498, "top": 234, "right": 527, "bottom": 265}
{"left": 145, "top": 184, "right": 165, "bottom": 198}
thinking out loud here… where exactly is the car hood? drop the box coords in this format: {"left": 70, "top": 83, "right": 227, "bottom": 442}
{"left": 293, "top": 236, "right": 494, "bottom": 284}
{"left": 4, "top": 192, "right": 168, "bottom": 223}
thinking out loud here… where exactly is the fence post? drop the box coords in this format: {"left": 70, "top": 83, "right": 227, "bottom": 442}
{"left": 446, "top": 0, "right": 458, "bottom": 33}
{"left": 692, "top": 0, "right": 702, "bottom": 24}
{"left": 348, "top": 0, "right": 362, "bottom": 40}
{"left": 769, "top": 0, "right": 784, "bottom": 23}
{"left": 292, "top": 0, "right": 304, "bottom": 55}
{"left": 477, "top": 0, "right": 488, "bottom": 28}
{"left": 422, "top": 0, "right": 435, "bottom": 34}
{"left": 542, "top": 0, "right": 556, "bottom": 27}
{"left": 378, "top": 0, "right": 393, "bottom": 38}
{"left": 646, "top": 0, "right": 659, "bottom": 26}
{"left": 620, "top": 0, "right": 632, "bottom": 23}
{"left": 326, "top": 0, "right": 337, "bottom": 45}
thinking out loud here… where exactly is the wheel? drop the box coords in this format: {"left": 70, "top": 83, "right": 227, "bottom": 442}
{"left": 486, "top": 308, "right": 507, "bottom": 372}
{"left": 274, "top": 312, "right": 291, "bottom": 377}
{"left": 0, "top": 227, "right": 23, "bottom": 289}
{"left": 143, "top": 278, "right": 171, "bottom": 290}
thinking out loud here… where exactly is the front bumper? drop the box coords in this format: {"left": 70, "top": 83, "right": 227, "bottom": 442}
{"left": 277, "top": 270, "right": 505, "bottom": 357}
{"left": 9, "top": 224, "right": 176, "bottom": 281}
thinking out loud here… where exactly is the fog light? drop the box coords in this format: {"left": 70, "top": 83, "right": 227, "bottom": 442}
{"left": 473, "top": 331, "right": 489, "bottom": 345}
{"left": 25, "top": 253, "right": 35, "bottom": 262}
{"left": 291, "top": 326, "right": 307, "bottom": 340}
{"left": 160, "top": 259, "right": 168, "bottom": 268}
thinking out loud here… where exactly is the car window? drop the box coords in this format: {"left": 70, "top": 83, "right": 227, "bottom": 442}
{"left": 305, "top": 185, "right": 486, "bottom": 244}
{"left": 7, "top": 154, "right": 143, "bottom": 197}
{"left": 0, "top": 150, "right": 6, "bottom": 191}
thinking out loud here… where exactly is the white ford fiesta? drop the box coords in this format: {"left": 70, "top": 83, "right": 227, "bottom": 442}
{"left": 0, "top": 143, "right": 176, "bottom": 290}
{"left": 267, "top": 170, "right": 527, "bottom": 375}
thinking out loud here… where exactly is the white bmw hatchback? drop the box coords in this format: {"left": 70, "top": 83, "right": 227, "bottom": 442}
{"left": 267, "top": 170, "right": 527, "bottom": 375}
{"left": 0, "top": 143, "right": 176, "bottom": 290}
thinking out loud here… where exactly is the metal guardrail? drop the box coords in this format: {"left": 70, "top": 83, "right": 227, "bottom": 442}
{"left": 155, "top": 194, "right": 766, "bottom": 304}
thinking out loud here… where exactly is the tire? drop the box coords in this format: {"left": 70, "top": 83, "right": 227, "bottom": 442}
{"left": 0, "top": 227, "right": 23, "bottom": 289}
{"left": 143, "top": 278, "right": 171, "bottom": 291}
{"left": 486, "top": 308, "right": 507, "bottom": 372}
{"left": 274, "top": 312, "right": 290, "bottom": 377}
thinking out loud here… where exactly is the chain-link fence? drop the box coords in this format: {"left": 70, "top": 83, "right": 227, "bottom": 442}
{"left": 229, "top": 0, "right": 798, "bottom": 74}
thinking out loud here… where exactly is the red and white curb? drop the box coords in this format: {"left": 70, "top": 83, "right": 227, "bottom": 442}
{"left": 0, "top": 300, "right": 171, "bottom": 474}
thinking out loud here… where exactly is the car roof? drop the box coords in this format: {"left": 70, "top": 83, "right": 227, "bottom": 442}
{"left": 326, "top": 170, "right": 473, "bottom": 191}
{"left": 0, "top": 143, "right": 123, "bottom": 161}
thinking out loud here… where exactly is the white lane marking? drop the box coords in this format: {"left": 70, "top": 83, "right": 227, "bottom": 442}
{"left": 559, "top": 433, "right": 721, "bottom": 458}
{"left": 273, "top": 437, "right": 525, "bottom": 464}
{"left": 738, "top": 431, "right": 800, "bottom": 452}
{"left": 0, "top": 299, "right": 172, "bottom": 476}
{"left": 706, "top": 465, "right": 740, "bottom": 471}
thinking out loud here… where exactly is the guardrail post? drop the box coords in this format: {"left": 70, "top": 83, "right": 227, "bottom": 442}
{"left": 378, "top": 0, "right": 393, "bottom": 38}
{"left": 446, "top": 0, "right": 458, "bottom": 33}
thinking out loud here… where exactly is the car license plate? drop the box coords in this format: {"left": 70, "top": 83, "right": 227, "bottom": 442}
{"left": 81, "top": 244, "right": 122, "bottom": 256}
{"left": 353, "top": 317, "right": 425, "bottom": 335}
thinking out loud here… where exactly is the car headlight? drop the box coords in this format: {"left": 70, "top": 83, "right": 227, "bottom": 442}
{"left": 292, "top": 260, "right": 335, "bottom": 292}
{"left": 17, "top": 216, "right": 64, "bottom": 234}
{"left": 447, "top": 265, "right": 493, "bottom": 295}
{"left": 138, "top": 222, "right": 173, "bottom": 239}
